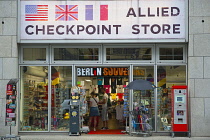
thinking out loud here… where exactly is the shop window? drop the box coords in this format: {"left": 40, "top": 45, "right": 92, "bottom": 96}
{"left": 53, "top": 48, "right": 99, "bottom": 61}
{"left": 159, "top": 48, "right": 183, "bottom": 60}
{"left": 51, "top": 66, "right": 72, "bottom": 131}
{"left": 157, "top": 65, "right": 186, "bottom": 132}
{"left": 20, "top": 66, "right": 48, "bottom": 131}
{"left": 157, "top": 44, "right": 186, "bottom": 63}
{"left": 133, "top": 66, "right": 155, "bottom": 131}
{"left": 23, "top": 48, "right": 46, "bottom": 61}
{"left": 106, "top": 47, "right": 152, "bottom": 61}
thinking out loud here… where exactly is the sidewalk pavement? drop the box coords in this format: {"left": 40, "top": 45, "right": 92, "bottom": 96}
{"left": 18, "top": 134, "right": 210, "bottom": 140}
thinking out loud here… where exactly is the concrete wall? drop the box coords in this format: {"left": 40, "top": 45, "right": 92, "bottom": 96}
{"left": 188, "top": 0, "right": 210, "bottom": 137}
{"left": 0, "top": 0, "right": 18, "bottom": 136}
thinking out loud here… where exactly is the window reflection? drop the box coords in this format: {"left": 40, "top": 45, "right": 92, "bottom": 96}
{"left": 23, "top": 48, "right": 46, "bottom": 61}
{"left": 54, "top": 48, "right": 98, "bottom": 61}
{"left": 133, "top": 66, "right": 154, "bottom": 131}
{"left": 106, "top": 48, "right": 152, "bottom": 60}
{"left": 157, "top": 65, "right": 186, "bottom": 131}
{"left": 20, "top": 66, "right": 48, "bottom": 131}
{"left": 51, "top": 66, "right": 72, "bottom": 131}
{"left": 159, "top": 48, "right": 183, "bottom": 60}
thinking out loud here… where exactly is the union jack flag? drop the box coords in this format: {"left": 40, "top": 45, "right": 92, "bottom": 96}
{"left": 55, "top": 5, "right": 78, "bottom": 21}
{"left": 25, "top": 5, "right": 48, "bottom": 21}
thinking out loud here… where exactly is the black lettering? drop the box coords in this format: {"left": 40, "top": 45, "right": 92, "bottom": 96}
{"left": 102, "top": 25, "right": 111, "bottom": 34}
{"left": 151, "top": 24, "right": 161, "bottom": 34}
{"left": 162, "top": 24, "right": 170, "bottom": 34}
{"left": 141, "top": 24, "right": 150, "bottom": 34}
{"left": 97, "top": 25, "right": 100, "bottom": 34}
{"left": 148, "top": 7, "right": 155, "bottom": 17}
{"left": 126, "top": 8, "right": 136, "bottom": 17}
{"left": 47, "top": 25, "right": 54, "bottom": 35}
{"left": 138, "top": 8, "right": 146, "bottom": 17}
{"left": 25, "top": 25, "right": 34, "bottom": 35}
{"left": 173, "top": 24, "right": 180, "bottom": 34}
{"left": 66, "top": 25, "right": 75, "bottom": 34}
{"left": 77, "top": 25, "right": 85, "bottom": 34}
{"left": 171, "top": 7, "right": 180, "bottom": 16}
{"left": 157, "top": 7, "right": 159, "bottom": 17}
{"left": 56, "top": 25, "right": 64, "bottom": 35}
{"left": 162, "top": 7, "right": 169, "bottom": 16}
{"left": 113, "top": 25, "right": 121, "bottom": 34}
{"left": 132, "top": 25, "right": 140, "bottom": 34}
{"left": 86, "top": 25, "right": 96, "bottom": 34}
{"left": 36, "top": 25, "right": 45, "bottom": 35}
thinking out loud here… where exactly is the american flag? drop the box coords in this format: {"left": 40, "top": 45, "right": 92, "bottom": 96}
{"left": 25, "top": 5, "right": 48, "bottom": 21}
{"left": 55, "top": 5, "right": 78, "bottom": 21}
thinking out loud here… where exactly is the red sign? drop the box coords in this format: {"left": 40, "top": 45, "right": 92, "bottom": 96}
{"left": 6, "top": 85, "right": 13, "bottom": 95}
{"left": 6, "top": 108, "right": 13, "bottom": 113}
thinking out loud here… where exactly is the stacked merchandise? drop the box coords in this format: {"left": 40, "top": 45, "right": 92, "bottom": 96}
{"left": 130, "top": 107, "right": 152, "bottom": 136}
{"left": 123, "top": 88, "right": 129, "bottom": 118}
{"left": 78, "top": 86, "right": 90, "bottom": 133}
{"left": 122, "top": 88, "right": 129, "bottom": 133}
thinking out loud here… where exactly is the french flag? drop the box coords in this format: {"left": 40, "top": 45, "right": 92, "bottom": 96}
{"left": 85, "top": 5, "right": 108, "bottom": 21}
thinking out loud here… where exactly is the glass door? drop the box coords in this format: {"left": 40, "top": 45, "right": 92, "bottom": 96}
{"left": 132, "top": 66, "right": 155, "bottom": 131}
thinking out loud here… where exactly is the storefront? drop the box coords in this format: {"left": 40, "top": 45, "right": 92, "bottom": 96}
{"left": 18, "top": 0, "right": 188, "bottom": 134}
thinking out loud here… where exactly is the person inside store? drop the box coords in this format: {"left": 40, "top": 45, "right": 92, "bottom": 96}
{"left": 89, "top": 91, "right": 100, "bottom": 131}
{"left": 99, "top": 88, "right": 109, "bottom": 130}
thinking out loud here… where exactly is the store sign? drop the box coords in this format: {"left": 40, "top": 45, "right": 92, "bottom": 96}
{"left": 77, "top": 67, "right": 128, "bottom": 76}
{"left": 77, "top": 67, "right": 145, "bottom": 76}
{"left": 20, "top": 0, "right": 186, "bottom": 40}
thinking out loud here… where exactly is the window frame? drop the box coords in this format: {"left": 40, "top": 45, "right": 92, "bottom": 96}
{"left": 19, "top": 44, "right": 49, "bottom": 64}
{"left": 51, "top": 44, "right": 102, "bottom": 64}
{"left": 103, "top": 44, "right": 155, "bottom": 64}
{"left": 156, "top": 44, "right": 187, "bottom": 64}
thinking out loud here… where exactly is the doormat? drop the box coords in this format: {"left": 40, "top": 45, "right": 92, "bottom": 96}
{"left": 88, "top": 129, "right": 125, "bottom": 134}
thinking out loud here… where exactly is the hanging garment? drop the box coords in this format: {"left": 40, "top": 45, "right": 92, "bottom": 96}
{"left": 115, "top": 105, "right": 124, "bottom": 120}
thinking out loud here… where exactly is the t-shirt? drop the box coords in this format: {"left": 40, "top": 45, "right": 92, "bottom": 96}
{"left": 104, "top": 77, "right": 110, "bottom": 85}
{"left": 102, "top": 93, "right": 108, "bottom": 108}
{"left": 115, "top": 105, "right": 124, "bottom": 120}
{"left": 111, "top": 77, "right": 116, "bottom": 85}
{"left": 103, "top": 85, "right": 111, "bottom": 93}
{"left": 110, "top": 93, "right": 117, "bottom": 100}
{"left": 117, "top": 77, "right": 123, "bottom": 85}
{"left": 98, "top": 85, "right": 104, "bottom": 93}
{"left": 117, "top": 85, "right": 124, "bottom": 93}
{"left": 117, "top": 93, "right": 124, "bottom": 100}
{"left": 111, "top": 85, "right": 116, "bottom": 93}
{"left": 90, "top": 85, "right": 98, "bottom": 93}
{"left": 97, "top": 77, "right": 103, "bottom": 85}
{"left": 90, "top": 97, "right": 99, "bottom": 107}
{"left": 94, "top": 85, "right": 98, "bottom": 93}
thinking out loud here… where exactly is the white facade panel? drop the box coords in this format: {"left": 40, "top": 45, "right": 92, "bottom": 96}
{"left": 195, "top": 79, "right": 210, "bottom": 98}
{"left": 188, "top": 57, "right": 203, "bottom": 78}
{"left": 194, "top": 34, "right": 210, "bottom": 56}
{"left": 2, "top": 58, "right": 18, "bottom": 79}
{"left": 205, "top": 98, "right": 210, "bottom": 117}
{"left": 0, "top": 36, "right": 12, "bottom": 57}
{"left": 204, "top": 57, "right": 210, "bottom": 78}
{"left": 3, "top": 18, "right": 17, "bottom": 35}
{"left": 189, "top": 17, "right": 204, "bottom": 35}
{"left": 0, "top": 1, "right": 13, "bottom": 17}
